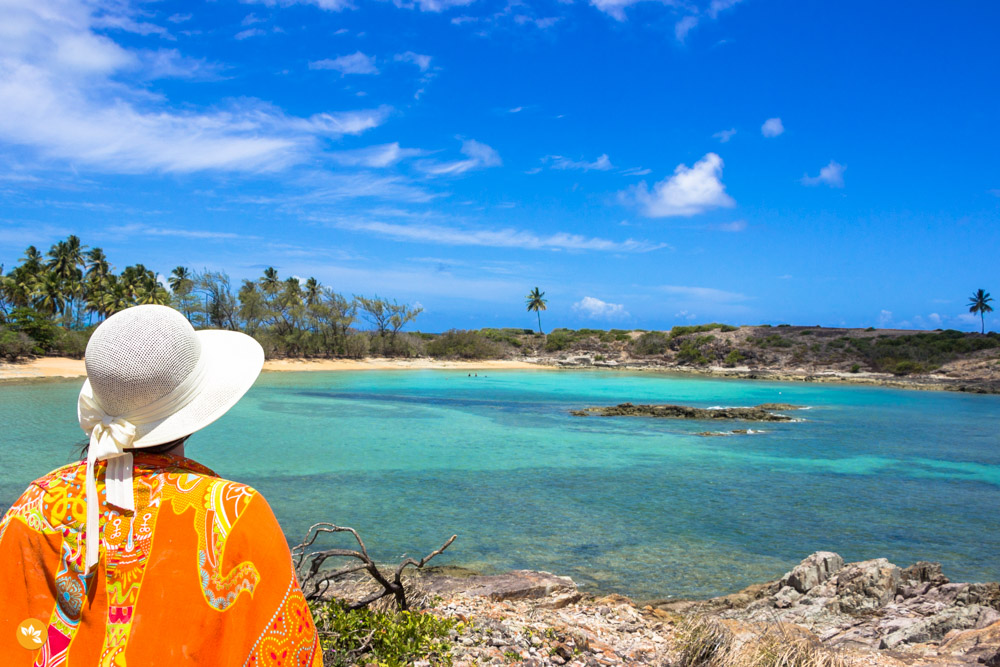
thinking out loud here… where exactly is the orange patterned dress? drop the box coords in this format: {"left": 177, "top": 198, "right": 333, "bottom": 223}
{"left": 0, "top": 452, "right": 323, "bottom": 666}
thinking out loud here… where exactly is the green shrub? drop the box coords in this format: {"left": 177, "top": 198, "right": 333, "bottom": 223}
{"left": 53, "top": 328, "right": 91, "bottom": 358}
{"left": 427, "top": 330, "right": 506, "bottom": 359}
{"left": 7, "top": 308, "right": 58, "bottom": 353}
{"left": 850, "top": 363, "right": 861, "bottom": 373}
{"left": 309, "top": 599, "right": 456, "bottom": 667}
{"left": 668, "top": 323, "right": 735, "bottom": 339}
{"left": 889, "top": 360, "right": 929, "bottom": 375}
{"left": 0, "top": 329, "right": 36, "bottom": 360}
{"left": 630, "top": 331, "right": 670, "bottom": 356}
{"left": 543, "top": 330, "right": 574, "bottom": 352}
{"left": 754, "top": 334, "right": 793, "bottom": 348}
{"left": 676, "top": 341, "right": 710, "bottom": 365}
{"left": 777, "top": 323, "right": 791, "bottom": 327}
{"left": 799, "top": 330, "right": 813, "bottom": 336}
{"left": 723, "top": 350, "right": 746, "bottom": 366}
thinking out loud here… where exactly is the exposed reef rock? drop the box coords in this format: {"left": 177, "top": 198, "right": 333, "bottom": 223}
{"left": 570, "top": 402, "right": 800, "bottom": 421}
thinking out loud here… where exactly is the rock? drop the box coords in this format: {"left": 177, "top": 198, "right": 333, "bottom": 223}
{"left": 773, "top": 585, "right": 803, "bottom": 608}
{"left": 780, "top": 551, "right": 844, "bottom": 594}
{"left": 538, "top": 592, "right": 583, "bottom": 609}
{"left": 417, "top": 570, "right": 577, "bottom": 601}
{"left": 939, "top": 620, "right": 1000, "bottom": 664}
{"left": 902, "top": 561, "right": 950, "bottom": 587}
{"left": 880, "top": 606, "right": 1000, "bottom": 649}
{"left": 569, "top": 403, "right": 799, "bottom": 421}
{"left": 834, "top": 558, "right": 901, "bottom": 614}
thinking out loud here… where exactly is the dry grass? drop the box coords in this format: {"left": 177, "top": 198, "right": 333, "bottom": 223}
{"left": 674, "top": 615, "right": 853, "bottom": 667}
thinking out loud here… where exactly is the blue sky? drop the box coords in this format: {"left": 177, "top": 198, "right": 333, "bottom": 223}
{"left": 1, "top": 0, "right": 998, "bottom": 332}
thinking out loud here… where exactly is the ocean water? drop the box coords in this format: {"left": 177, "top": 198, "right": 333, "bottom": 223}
{"left": 2, "top": 369, "right": 999, "bottom": 600}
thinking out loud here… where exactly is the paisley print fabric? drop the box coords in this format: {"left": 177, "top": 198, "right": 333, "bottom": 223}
{"left": 0, "top": 453, "right": 322, "bottom": 667}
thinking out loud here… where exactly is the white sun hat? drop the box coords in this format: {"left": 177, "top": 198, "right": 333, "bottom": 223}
{"left": 77, "top": 304, "right": 264, "bottom": 571}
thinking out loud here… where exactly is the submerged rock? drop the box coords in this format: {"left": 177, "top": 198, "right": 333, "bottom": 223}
{"left": 570, "top": 402, "right": 799, "bottom": 421}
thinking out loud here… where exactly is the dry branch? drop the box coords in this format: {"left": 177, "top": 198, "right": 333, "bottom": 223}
{"left": 293, "top": 522, "right": 457, "bottom": 611}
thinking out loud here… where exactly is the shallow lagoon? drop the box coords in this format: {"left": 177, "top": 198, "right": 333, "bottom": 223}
{"left": 2, "top": 369, "right": 999, "bottom": 599}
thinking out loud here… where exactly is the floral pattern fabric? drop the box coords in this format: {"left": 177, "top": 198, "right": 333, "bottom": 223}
{"left": 0, "top": 453, "right": 322, "bottom": 667}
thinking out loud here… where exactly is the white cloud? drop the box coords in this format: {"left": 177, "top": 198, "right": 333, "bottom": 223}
{"left": 761, "top": 117, "right": 784, "bottom": 137}
{"left": 878, "top": 310, "right": 893, "bottom": 327}
{"left": 0, "top": 0, "right": 388, "bottom": 174}
{"left": 802, "top": 160, "right": 846, "bottom": 188}
{"left": 707, "top": 0, "right": 743, "bottom": 18}
{"left": 246, "top": 0, "right": 355, "bottom": 11}
{"left": 659, "top": 285, "right": 748, "bottom": 303}
{"left": 107, "top": 223, "right": 252, "bottom": 240}
{"left": 235, "top": 28, "right": 266, "bottom": 40}
{"left": 394, "top": 51, "right": 432, "bottom": 71}
{"left": 675, "top": 16, "right": 698, "bottom": 42}
{"left": 589, "top": 0, "right": 639, "bottom": 21}
{"left": 310, "top": 51, "right": 379, "bottom": 75}
{"left": 393, "top": 0, "right": 475, "bottom": 11}
{"left": 625, "top": 153, "right": 736, "bottom": 217}
{"left": 573, "top": 296, "right": 629, "bottom": 318}
{"left": 547, "top": 154, "right": 613, "bottom": 171}
{"left": 329, "top": 142, "right": 425, "bottom": 168}
{"left": 713, "top": 128, "right": 736, "bottom": 143}
{"left": 332, "top": 219, "right": 666, "bottom": 252}
{"left": 418, "top": 139, "right": 502, "bottom": 176}
{"left": 712, "top": 220, "right": 746, "bottom": 232}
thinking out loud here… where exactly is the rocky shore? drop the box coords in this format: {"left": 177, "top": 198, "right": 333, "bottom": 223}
{"left": 569, "top": 402, "right": 802, "bottom": 421}
{"left": 355, "top": 552, "right": 1000, "bottom": 666}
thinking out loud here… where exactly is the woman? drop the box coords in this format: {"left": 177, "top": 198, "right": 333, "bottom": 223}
{"left": 0, "top": 305, "right": 322, "bottom": 666}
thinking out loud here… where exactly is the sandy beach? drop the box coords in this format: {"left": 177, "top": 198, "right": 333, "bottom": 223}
{"left": 0, "top": 356, "right": 542, "bottom": 382}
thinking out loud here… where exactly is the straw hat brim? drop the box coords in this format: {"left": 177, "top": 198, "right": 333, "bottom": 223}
{"left": 79, "top": 330, "right": 264, "bottom": 448}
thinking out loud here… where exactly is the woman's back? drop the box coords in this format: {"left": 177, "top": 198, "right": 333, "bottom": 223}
{"left": 1, "top": 452, "right": 321, "bottom": 666}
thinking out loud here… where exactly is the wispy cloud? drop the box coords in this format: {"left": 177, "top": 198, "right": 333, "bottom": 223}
{"left": 573, "top": 296, "right": 629, "bottom": 318}
{"left": 761, "top": 117, "right": 784, "bottom": 138}
{"left": 329, "top": 142, "right": 426, "bottom": 168}
{"left": 0, "top": 0, "right": 388, "bottom": 174}
{"left": 802, "top": 160, "right": 846, "bottom": 187}
{"left": 713, "top": 128, "right": 736, "bottom": 143}
{"left": 107, "top": 224, "right": 255, "bottom": 240}
{"left": 659, "top": 285, "right": 748, "bottom": 303}
{"left": 546, "top": 154, "right": 613, "bottom": 171}
{"left": 394, "top": 51, "right": 432, "bottom": 71}
{"left": 235, "top": 28, "right": 266, "bottom": 40}
{"left": 624, "top": 152, "right": 736, "bottom": 217}
{"left": 332, "top": 219, "right": 666, "bottom": 252}
{"left": 711, "top": 220, "right": 747, "bottom": 232}
{"left": 310, "top": 51, "right": 379, "bottom": 74}
{"left": 417, "top": 139, "right": 502, "bottom": 176}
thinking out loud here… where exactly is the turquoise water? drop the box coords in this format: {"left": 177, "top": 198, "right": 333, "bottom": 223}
{"left": 2, "top": 370, "right": 999, "bottom": 600}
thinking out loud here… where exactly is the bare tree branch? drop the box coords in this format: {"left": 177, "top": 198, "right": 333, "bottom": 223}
{"left": 294, "top": 522, "right": 457, "bottom": 611}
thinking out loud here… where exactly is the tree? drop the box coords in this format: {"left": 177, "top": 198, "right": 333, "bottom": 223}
{"left": 261, "top": 267, "right": 280, "bottom": 295}
{"left": 525, "top": 287, "right": 547, "bottom": 334}
{"left": 968, "top": 289, "right": 994, "bottom": 334}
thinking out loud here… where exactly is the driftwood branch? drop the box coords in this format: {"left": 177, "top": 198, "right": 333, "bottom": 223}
{"left": 293, "top": 522, "right": 457, "bottom": 611}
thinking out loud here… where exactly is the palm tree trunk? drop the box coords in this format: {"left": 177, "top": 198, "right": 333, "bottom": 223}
{"left": 982, "top": 311, "right": 986, "bottom": 334}
{"left": 536, "top": 310, "right": 542, "bottom": 335}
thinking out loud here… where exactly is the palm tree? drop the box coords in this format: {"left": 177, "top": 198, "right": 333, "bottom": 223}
{"left": 169, "top": 266, "right": 193, "bottom": 294}
{"left": 525, "top": 287, "right": 547, "bottom": 334}
{"left": 304, "top": 277, "right": 321, "bottom": 306}
{"left": 968, "top": 289, "right": 994, "bottom": 334}
{"left": 86, "top": 248, "right": 111, "bottom": 282}
{"left": 34, "top": 272, "right": 66, "bottom": 316}
{"left": 261, "top": 267, "right": 280, "bottom": 295}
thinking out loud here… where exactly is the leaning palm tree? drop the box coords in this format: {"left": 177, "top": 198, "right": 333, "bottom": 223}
{"left": 968, "top": 289, "right": 994, "bottom": 334}
{"left": 525, "top": 287, "right": 547, "bottom": 334}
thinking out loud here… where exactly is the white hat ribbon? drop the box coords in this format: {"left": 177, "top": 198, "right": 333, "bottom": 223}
{"left": 78, "top": 353, "right": 208, "bottom": 572}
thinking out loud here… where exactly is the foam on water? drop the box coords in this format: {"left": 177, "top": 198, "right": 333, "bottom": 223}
{"left": 2, "top": 370, "right": 998, "bottom": 599}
